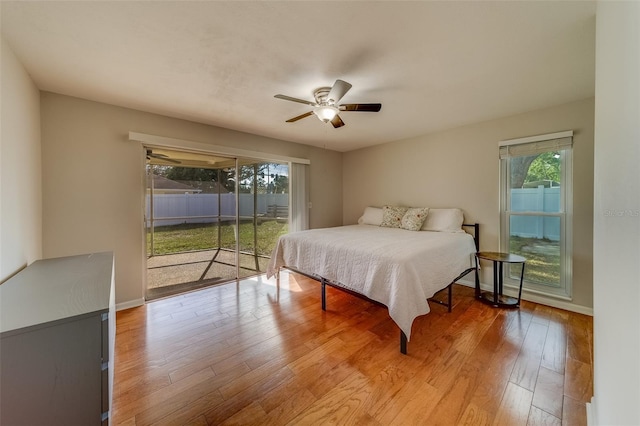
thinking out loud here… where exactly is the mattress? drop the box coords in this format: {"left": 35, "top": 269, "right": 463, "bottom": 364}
{"left": 267, "top": 224, "right": 477, "bottom": 339}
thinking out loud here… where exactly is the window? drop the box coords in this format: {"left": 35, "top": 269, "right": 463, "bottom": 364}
{"left": 499, "top": 131, "right": 573, "bottom": 299}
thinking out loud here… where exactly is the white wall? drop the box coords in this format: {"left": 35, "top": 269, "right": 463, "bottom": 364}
{"left": 40, "top": 93, "right": 343, "bottom": 307}
{"left": 343, "top": 98, "right": 594, "bottom": 311}
{"left": 592, "top": 1, "right": 640, "bottom": 424}
{"left": 0, "top": 37, "right": 42, "bottom": 282}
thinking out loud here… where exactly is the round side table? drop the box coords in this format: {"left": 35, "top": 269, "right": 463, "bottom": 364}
{"left": 475, "top": 251, "right": 526, "bottom": 308}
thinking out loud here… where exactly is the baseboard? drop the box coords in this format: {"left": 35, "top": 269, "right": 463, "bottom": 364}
{"left": 456, "top": 278, "right": 593, "bottom": 316}
{"left": 117, "top": 281, "right": 593, "bottom": 316}
{"left": 116, "top": 298, "right": 145, "bottom": 311}
{"left": 586, "top": 397, "right": 595, "bottom": 426}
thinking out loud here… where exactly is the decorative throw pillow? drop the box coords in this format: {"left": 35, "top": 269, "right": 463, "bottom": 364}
{"left": 421, "top": 208, "right": 465, "bottom": 232}
{"left": 401, "top": 207, "right": 429, "bottom": 231}
{"left": 380, "top": 205, "right": 408, "bottom": 228}
{"left": 358, "top": 206, "right": 384, "bottom": 226}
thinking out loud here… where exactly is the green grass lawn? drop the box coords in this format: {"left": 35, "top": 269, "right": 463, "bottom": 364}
{"left": 509, "top": 236, "right": 560, "bottom": 286}
{"left": 148, "top": 225, "right": 561, "bottom": 288}
{"left": 147, "top": 220, "right": 288, "bottom": 256}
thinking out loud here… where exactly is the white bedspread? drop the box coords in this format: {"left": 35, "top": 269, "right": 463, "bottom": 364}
{"left": 266, "top": 224, "right": 477, "bottom": 340}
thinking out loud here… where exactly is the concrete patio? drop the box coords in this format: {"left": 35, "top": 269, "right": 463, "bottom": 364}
{"left": 146, "top": 249, "right": 271, "bottom": 299}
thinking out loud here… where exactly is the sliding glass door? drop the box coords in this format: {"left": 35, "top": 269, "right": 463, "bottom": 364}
{"left": 236, "top": 162, "right": 289, "bottom": 276}
{"left": 144, "top": 148, "right": 289, "bottom": 300}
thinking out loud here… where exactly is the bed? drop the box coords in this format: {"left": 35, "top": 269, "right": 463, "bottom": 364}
{"left": 266, "top": 207, "right": 479, "bottom": 354}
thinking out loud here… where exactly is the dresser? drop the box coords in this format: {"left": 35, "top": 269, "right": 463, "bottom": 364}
{"left": 0, "top": 252, "right": 115, "bottom": 426}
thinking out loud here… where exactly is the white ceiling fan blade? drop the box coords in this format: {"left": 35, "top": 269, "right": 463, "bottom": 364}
{"left": 327, "top": 79, "right": 352, "bottom": 104}
{"left": 274, "top": 94, "right": 317, "bottom": 107}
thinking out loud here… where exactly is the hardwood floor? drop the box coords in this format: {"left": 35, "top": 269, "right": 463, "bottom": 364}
{"left": 112, "top": 272, "right": 593, "bottom": 425}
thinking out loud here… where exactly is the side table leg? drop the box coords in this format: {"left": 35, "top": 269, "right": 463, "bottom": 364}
{"left": 517, "top": 262, "right": 526, "bottom": 306}
{"left": 475, "top": 255, "right": 480, "bottom": 299}
{"left": 493, "top": 260, "right": 498, "bottom": 305}
{"left": 498, "top": 261, "right": 504, "bottom": 295}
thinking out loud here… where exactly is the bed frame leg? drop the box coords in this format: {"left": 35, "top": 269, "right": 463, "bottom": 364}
{"left": 321, "top": 278, "right": 327, "bottom": 311}
{"left": 400, "top": 331, "right": 407, "bottom": 355}
{"left": 448, "top": 284, "right": 453, "bottom": 313}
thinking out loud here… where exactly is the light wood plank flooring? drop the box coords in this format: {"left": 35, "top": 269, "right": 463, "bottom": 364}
{"left": 112, "top": 272, "right": 593, "bottom": 425}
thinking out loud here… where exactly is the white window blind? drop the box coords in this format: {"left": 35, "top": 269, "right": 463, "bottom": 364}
{"left": 499, "top": 131, "right": 573, "bottom": 159}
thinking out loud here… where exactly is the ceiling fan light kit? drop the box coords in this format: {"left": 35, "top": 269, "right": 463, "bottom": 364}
{"left": 314, "top": 105, "right": 339, "bottom": 122}
{"left": 275, "top": 79, "right": 381, "bottom": 129}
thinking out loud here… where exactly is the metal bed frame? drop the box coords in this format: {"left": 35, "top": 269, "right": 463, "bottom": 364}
{"left": 311, "top": 223, "right": 480, "bottom": 355}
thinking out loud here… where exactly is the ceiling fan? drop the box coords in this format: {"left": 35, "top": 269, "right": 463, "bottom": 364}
{"left": 146, "top": 149, "right": 181, "bottom": 164}
{"left": 274, "top": 79, "right": 381, "bottom": 128}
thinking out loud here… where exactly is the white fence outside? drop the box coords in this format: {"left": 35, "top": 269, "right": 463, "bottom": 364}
{"left": 510, "top": 186, "right": 560, "bottom": 241}
{"left": 146, "top": 193, "right": 289, "bottom": 226}
{"left": 149, "top": 187, "right": 559, "bottom": 239}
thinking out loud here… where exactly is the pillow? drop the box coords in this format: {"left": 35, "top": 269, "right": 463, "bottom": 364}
{"left": 380, "top": 205, "right": 408, "bottom": 228}
{"left": 421, "top": 208, "right": 464, "bottom": 232}
{"left": 401, "top": 207, "right": 429, "bottom": 231}
{"left": 358, "top": 206, "right": 384, "bottom": 226}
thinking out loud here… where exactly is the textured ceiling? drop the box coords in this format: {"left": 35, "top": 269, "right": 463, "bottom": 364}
{"left": 1, "top": 1, "right": 596, "bottom": 152}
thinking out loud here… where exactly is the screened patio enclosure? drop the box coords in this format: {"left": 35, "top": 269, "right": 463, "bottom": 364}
{"left": 145, "top": 147, "right": 289, "bottom": 300}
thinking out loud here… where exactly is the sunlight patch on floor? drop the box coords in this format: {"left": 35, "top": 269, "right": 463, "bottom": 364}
{"left": 247, "top": 270, "right": 303, "bottom": 292}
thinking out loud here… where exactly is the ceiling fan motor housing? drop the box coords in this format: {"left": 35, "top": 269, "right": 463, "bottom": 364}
{"left": 313, "top": 87, "right": 333, "bottom": 105}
